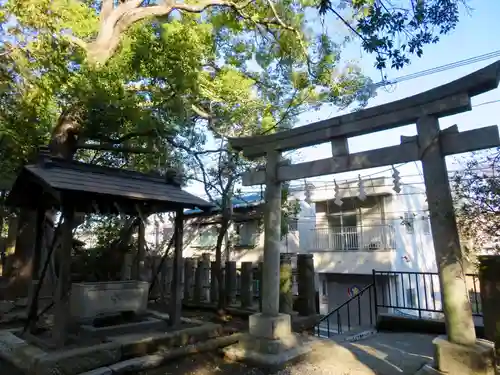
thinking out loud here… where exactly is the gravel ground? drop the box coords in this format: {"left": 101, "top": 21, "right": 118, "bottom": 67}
{"left": 0, "top": 332, "right": 434, "bottom": 375}
{"left": 0, "top": 303, "right": 434, "bottom": 375}
{"left": 134, "top": 332, "right": 435, "bottom": 375}
{"left": 0, "top": 354, "right": 22, "bottom": 375}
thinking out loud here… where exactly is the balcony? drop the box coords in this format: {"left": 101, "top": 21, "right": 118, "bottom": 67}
{"left": 309, "top": 225, "right": 396, "bottom": 252}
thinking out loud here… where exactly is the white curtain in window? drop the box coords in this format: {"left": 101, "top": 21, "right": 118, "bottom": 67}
{"left": 236, "top": 220, "right": 258, "bottom": 246}
{"left": 198, "top": 226, "right": 217, "bottom": 247}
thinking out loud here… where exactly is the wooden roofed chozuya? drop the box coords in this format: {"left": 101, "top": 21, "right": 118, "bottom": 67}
{"left": 5, "top": 147, "right": 213, "bottom": 347}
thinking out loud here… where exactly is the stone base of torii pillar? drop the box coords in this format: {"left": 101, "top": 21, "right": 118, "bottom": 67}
{"left": 223, "top": 151, "right": 311, "bottom": 368}
{"left": 223, "top": 313, "right": 311, "bottom": 369}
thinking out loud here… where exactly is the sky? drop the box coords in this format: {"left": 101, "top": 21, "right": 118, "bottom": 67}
{"left": 185, "top": 0, "right": 500, "bottom": 198}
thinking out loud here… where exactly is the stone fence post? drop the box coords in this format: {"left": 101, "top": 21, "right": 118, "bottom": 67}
{"left": 161, "top": 258, "right": 173, "bottom": 299}
{"left": 279, "top": 253, "right": 293, "bottom": 314}
{"left": 201, "top": 253, "right": 211, "bottom": 302}
{"left": 258, "top": 261, "right": 263, "bottom": 312}
{"left": 297, "top": 254, "right": 316, "bottom": 316}
{"left": 210, "top": 261, "right": 218, "bottom": 304}
{"left": 193, "top": 258, "right": 203, "bottom": 304}
{"left": 478, "top": 255, "right": 500, "bottom": 355}
{"left": 183, "top": 258, "right": 196, "bottom": 302}
{"left": 240, "top": 262, "right": 253, "bottom": 309}
{"left": 225, "top": 261, "right": 237, "bottom": 306}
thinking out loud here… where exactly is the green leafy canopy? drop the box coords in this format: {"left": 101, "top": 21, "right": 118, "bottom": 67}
{"left": 0, "top": 0, "right": 467, "bottom": 180}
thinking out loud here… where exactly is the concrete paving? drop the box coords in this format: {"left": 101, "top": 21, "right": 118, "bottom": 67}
{"left": 329, "top": 331, "right": 436, "bottom": 374}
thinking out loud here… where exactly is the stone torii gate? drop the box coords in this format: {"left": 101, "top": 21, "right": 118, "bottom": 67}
{"left": 226, "top": 61, "right": 500, "bottom": 373}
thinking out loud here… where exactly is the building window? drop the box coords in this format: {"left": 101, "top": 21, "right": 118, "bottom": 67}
{"left": 195, "top": 226, "right": 218, "bottom": 247}
{"left": 422, "top": 216, "right": 431, "bottom": 235}
{"left": 322, "top": 279, "right": 327, "bottom": 296}
{"left": 403, "top": 212, "right": 414, "bottom": 234}
{"left": 162, "top": 227, "right": 173, "bottom": 239}
{"left": 406, "top": 288, "right": 417, "bottom": 308}
{"left": 288, "top": 218, "right": 298, "bottom": 232}
{"left": 234, "top": 220, "right": 258, "bottom": 247}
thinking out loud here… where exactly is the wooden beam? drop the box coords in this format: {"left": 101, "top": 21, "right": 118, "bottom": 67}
{"left": 229, "top": 60, "right": 500, "bottom": 155}
{"left": 134, "top": 220, "right": 146, "bottom": 281}
{"left": 240, "top": 94, "right": 471, "bottom": 158}
{"left": 53, "top": 205, "right": 74, "bottom": 348}
{"left": 26, "top": 207, "right": 46, "bottom": 333}
{"left": 241, "top": 125, "right": 500, "bottom": 185}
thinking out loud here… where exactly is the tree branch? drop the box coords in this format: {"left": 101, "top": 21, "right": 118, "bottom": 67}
{"left": 191, "top": 104, "right": 212, "bottom": 119}
{"left": 87, "top": 0, "right": 255, "bottom": 64}
{"left": 77, "top": 142, "right": 155, "bottom": 154}
{"left": 165, "top": 135, "right": 230, "bottom": 156}
{"left": 85, "top": 128, "right": 160, "bottom": 145}
{"left": 100, "top": 0, "right": 115, "bottom": 24}
{"left": 264, "top": 0, "right": 309, "bottom": 60}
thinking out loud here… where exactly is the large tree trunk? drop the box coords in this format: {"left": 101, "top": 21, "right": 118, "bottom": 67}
{"left": 48, "top": 106, "right": 83, "bottom": 159}
{"left": 3, "top": 214, "right": 19, "bottom": 275}
{"left": 6, "top": 108, "right": 83, "bottom": 298}
{"left": 5, "top": 210, "right": 36, "bottom": 299}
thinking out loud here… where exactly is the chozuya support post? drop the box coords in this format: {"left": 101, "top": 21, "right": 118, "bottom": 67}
{"left": 53, "top": 204, "right": 74, "bottom": 348}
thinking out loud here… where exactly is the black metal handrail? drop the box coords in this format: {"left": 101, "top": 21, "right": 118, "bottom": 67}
{"left": 373, "top": 270, "right": 482, "bottom": 318}
{"left": 315, "top": 282, "right": 375, "bottom": 338}
{"left": 314, "top": 269, "right": 483, "bottom": 340}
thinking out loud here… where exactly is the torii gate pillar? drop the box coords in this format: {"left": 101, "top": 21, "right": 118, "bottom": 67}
{"left": 260, "top": 150, "right": 283, "bottom": 316}
{"left": 223, "top": 151, "right": 311, "bottom": 367}
{"left": 417, "top": 116, "right": 476, "bottom": 346}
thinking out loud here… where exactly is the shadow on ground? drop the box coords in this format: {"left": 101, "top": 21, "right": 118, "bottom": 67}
{"left": 136, "top": 332, "right": 435, "bottom": 375}
{"left": 342, "top": 332, "right": 435, "bottom": 375}
{"left": 0, "top": 317, "right": 435, "bottom": 375}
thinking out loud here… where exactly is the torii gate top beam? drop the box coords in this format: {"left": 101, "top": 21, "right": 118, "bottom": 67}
{"left": 229, "top": 60, "right": 500, "bottom": 159}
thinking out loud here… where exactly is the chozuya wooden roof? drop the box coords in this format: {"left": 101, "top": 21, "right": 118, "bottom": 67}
{"left": 6, "top": 153, "right": 214, "bottom": 215}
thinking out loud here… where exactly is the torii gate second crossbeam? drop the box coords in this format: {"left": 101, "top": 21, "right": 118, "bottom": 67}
{"left": 228, "top": 61, "right": 500, "bottom": 369}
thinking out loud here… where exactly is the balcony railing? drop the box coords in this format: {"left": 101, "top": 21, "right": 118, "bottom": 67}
{"left": 309, "top": 225, "right": 396, "bottom": 251}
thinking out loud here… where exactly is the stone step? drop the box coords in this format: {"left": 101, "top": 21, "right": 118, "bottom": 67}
{"left": 316, "top": 325, "right": 377, "bottom": 343}
{"left": 107, "top": 322, "right": 224, "bottom": 359}
{"left": 77, "top": 333, "right": 242, "bottom": 375}
{"left": 0, "top": 320, "right": 230, "bottom": 375}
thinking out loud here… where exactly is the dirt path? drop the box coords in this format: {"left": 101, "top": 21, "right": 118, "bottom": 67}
{"left": 0, "top": 304, "right": 434, "bottom": 375}
{"left": 135, "top": 332, "right": 434, "bottom": 375}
